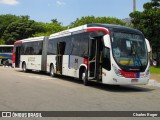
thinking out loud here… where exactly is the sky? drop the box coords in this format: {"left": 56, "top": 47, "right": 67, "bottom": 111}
{"left": 0, "top": 0, "right": 151, "bottom": 25}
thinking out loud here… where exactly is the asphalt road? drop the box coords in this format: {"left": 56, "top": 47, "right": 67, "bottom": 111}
{"left": 0, "top": 66, "right": 160, "bottom": 119}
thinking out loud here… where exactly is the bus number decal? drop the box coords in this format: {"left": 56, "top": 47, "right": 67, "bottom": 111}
{"left": 28, "top": 57, "right": 35, "bottom": 62}
{"left": 75, "top": 59, "right": 78, "bottom": 63}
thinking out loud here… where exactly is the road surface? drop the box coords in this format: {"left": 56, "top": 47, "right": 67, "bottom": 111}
{"left": 0, "top": 66, "right": 159, "bottom": 119}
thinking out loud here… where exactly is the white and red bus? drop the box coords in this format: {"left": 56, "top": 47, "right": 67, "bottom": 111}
{"left": 13, "top": 24, "right": 151, "bottom": 86}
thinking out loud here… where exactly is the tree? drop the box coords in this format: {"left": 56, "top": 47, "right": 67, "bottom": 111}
{"left": 33, "top": 21, "right": 67, "bottom": 37}
{"left": 0, "top": 14, "right": 67, "bottom": 44}
{"left": 2, "top": 16, "right": 44, "bottom": 44}
{"left": 0, "top": 14, "right": 21, "bottom": 44}
{"left": 69, "top": 16, "right": 126, "bottom": 28}
{"left": 130, "top": 0, "right": 160, "bottom": 66}
{"left": 51, "top": 18, "right": 62, "bottom": 26}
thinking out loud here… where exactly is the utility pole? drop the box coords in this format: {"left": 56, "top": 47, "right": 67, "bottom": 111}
{"left": 133, "top": 0, "right": 136, "bottom": 12}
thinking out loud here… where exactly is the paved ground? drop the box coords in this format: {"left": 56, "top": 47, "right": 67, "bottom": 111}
{"left": 0, "top": 66, "right": 160, "bottom": 119}
{"left": 148, "top": 79, "right": 160, "bottom": 87}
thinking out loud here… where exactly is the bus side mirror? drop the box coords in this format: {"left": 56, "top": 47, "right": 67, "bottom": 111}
{"left": 145, "top": 38, "right": 151, "bottom": 52}
{"left": 103, "top": 35, "right": 111, "bottom": 48}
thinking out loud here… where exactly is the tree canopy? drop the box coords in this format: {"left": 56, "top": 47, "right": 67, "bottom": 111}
{"left": 69, "top": 16, "right": 126, "bottom": 28}
{"left": 0, "top": 14, "right": 21, "bottom": 44}
{"left": 33, "top": 21, "right": 66, "bottom": 37}
{"left": 0, "top": 14, "right": 126, "bottom": 45}
{"left": 130, "top": 0, "right": 160, "bottom": 66}
{"left": 2, "top": 16, "right": 42, "bottom": 44}
{"left": 130, "top": 0, "right": 160, "bottom": 52}
{"left": 0, "top": 15, "right": 66, "bottom": 44}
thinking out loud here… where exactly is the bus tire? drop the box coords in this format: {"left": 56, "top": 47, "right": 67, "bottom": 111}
{"left": 50, "top": 65, "right": 56, "bottom": 77}
{"left": 22, "top": 62, "right": 27, "bottom": 72}
{"left": 1, "top": 59, "right": 4, "bottom": 65}
{"left": 82, "top": 69, "right": 89, "bottom": 86}
{"left": 4, "top": 60, "right": 9, "bottom": 66}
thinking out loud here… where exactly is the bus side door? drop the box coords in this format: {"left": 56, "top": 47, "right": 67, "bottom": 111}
{"left": 88, "top": 37, "right": 103, "bottom": 81}
{"left": 56, "top": 42, "right": 65, "bottom": 75}
{"left": 15, "top": 46, "right": 21, "bottom": 68}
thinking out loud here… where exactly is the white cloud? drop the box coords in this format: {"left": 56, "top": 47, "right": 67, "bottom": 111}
{"left": 0, "top": 0, "right": 19, "bottom": 5}
{"left": 56, "top": 0, "right": 66, "bottom": 6}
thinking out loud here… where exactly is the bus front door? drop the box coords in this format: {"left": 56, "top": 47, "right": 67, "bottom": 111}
{"left": 88, "top": 38, "right": 96, "bottom": 79}
{"left": 88, "top": 37, "right": 102, "bottom": 81}
{"left": 56, "top": 42, "right": 65, "bottom": 75}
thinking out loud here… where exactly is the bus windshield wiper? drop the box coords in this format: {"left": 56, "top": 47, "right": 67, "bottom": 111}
{"left": 130, "top": 44, "right": 143, "bottom": 68}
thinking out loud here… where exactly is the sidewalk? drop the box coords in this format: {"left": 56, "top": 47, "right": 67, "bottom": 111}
{"left": 148, "top": 79, "right": 160, "bottom": 87}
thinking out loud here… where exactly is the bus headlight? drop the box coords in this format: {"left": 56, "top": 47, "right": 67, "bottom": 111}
{"left": 112, "top": 64, "right": 122, "bottom": 77}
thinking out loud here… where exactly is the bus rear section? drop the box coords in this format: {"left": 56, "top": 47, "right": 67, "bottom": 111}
{"left": 13, "top": 36, "right": 48, "bottom": 72}
{"left": 0, "top": 45, "right": 13, "bottom": 66}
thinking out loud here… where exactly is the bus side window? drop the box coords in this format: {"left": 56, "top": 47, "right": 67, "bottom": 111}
{"left": 48, "top": 39, "right": 57, "bottom": 55}
{"left": 79, "top": 33, "right": 88, "bottom": 58}
{"left": 48, "top": 41, "right": 53, "bottom": 55}
{"left": 21, "top": 45, "right": 24, "bottom": 55}
{"left": 70, "top": 35, "right": 80, "bottom": 56}
{"left": 34, "top": 41, "right": 43, "bottom": 55}
{"left": 64, "top": 36, "right": 71, "bottom": 55}
{"left": 102, "top": 47, "right": 111, "bottom": 71}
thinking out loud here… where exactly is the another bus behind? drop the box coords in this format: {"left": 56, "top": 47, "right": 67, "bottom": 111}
{"left": 0, "top": 45, "right": 13, "bottom": 66}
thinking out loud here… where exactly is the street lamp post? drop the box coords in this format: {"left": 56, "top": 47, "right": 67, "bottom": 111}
{"left": 133, "top": 0, "right": 136, "bottom": 12}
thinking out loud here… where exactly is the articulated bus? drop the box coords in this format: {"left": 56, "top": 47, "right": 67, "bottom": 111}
{"left": 13, "top": 24, "right": 151, "bottom": 85}
{"left": 0, "top": 45, "right": 13, "bottom": 66}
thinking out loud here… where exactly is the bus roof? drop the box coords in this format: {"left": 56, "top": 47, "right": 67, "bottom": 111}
{"left": 50, "top": 23, "right": 143, "bottom": 39}
{"left": 87, "top": 23, "right": 143, "bottom": 34}
{"left": 13, "top": 24, "right": 143, "bottom": 43}
{"left": 14, "top": 36, "right": 45, "bottom": 44}
{"left": 0, "top": 45, "right": 13, "bottom": 47}
{"left": 50, "top": 25, "right": 87, "bottom": 38}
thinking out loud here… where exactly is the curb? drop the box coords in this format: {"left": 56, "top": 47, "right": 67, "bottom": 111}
{"left": 148, "top": 79, "right": 160, "bottom": 87}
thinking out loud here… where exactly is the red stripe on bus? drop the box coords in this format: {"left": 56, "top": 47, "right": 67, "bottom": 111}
{"left": 12, "top": 53, "right": 15, "bottom": 63}
{"left": 119, "top": 70, "right": 137, "bottom": 78}
{"left": 83, "top": 58, "right": 88, "bottom": 65}
{"left": 87, "top": 28, "right": 110, "bottom": 34}
{"left": 14, "top": 41, "right": 22, "bottom": 44}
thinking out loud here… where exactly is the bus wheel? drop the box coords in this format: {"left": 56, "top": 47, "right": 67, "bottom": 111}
{"left": 22, "top": 62, "right": 27, "bottom": 72}
{"left": 82, "top": 69, "right": 89, "bottom": 86}
{"left": 4, "top": 60, "right": 9, "bottom": 66}
{"left": 50, "top": 65, "right": 56, "bottom": 77}
{"left": 1, "top": 59, "right": 4, "bottom": 65}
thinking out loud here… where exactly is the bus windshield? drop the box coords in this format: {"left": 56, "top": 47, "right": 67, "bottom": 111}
{"left": 111, "top": 32, "right": 148, "bottom": 70}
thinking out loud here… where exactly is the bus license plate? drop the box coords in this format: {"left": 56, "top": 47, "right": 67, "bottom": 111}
{"left": 131, "top": 79, "right": 138, "bottom": 83}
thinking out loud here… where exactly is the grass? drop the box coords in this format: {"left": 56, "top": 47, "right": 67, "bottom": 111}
{"left": 150, "top": 66, "right": 160, "bottom": 82}
{"left": 150, "top": 66, "right": 160, "bottom": 74}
